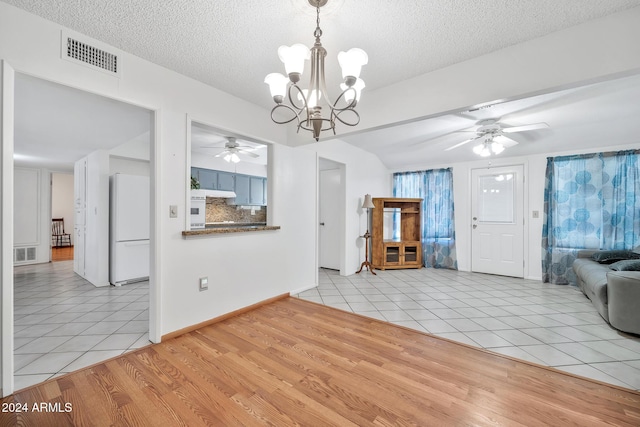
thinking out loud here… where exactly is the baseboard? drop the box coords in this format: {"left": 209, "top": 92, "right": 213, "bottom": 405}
{"left": 289, "top": 283, "right": 317, "bottom": 295}
{"left": 161, "top": 293, "right": 289, "bottom": 341}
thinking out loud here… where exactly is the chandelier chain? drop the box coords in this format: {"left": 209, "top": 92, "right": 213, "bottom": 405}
{"left": 314, "top": 3, "right": 322, "bottom": 40}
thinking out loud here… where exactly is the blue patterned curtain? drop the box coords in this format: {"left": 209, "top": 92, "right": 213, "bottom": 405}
{"left": 542, "top": 150, "right": 640, "bottom": 284}
{"left": 393, "top": 168, "right": 458, "bottom": 269}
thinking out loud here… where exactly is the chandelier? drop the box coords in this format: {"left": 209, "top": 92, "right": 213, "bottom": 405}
{"left": 264, "top": 0, "right": 368, "bottom": 141}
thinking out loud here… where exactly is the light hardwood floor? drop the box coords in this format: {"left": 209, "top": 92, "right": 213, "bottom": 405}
{"left": 2, "top": 297, "right": 639, "bottom": 426}
{"left": 51, "top": 246, "right": 74, "bottom": 262}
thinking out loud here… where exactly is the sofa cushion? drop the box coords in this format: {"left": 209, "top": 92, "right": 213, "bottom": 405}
{"left": 572, "top": 258, "right": 609, "bottom": 305}
{"left": 609, "top": 259, "right": 640, "bottom": 271}
{"left": 591, "top": 250, "right": 640, "bottom": 264}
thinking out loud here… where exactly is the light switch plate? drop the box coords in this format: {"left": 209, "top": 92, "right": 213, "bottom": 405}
{"left": 169, "top": 205, "right": 178, "bottom": 218}
{"left": 199, "top": 277, "right": 208, "bottom": 291}
{"left": 532, "top": 210, "right": 539, "bottom": 218}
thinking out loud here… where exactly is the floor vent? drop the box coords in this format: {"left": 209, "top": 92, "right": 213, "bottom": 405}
{"left": 62, "top": 32, "right": 120, "bottom": 76}
{"left": 14, "top": 247, "right": 37, "bottom": 263}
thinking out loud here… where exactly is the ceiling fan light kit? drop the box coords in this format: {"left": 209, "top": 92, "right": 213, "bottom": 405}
{"left": 449, "top": 118, "right": 549, "bottom": 157}
{"left": 264, "top": 0, "right": 368, "bottom": 141}
{"left": 206, "top": 137, "right": 260, "bottom": 163}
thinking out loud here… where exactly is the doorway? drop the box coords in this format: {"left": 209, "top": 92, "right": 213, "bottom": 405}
{"left": 51, "top": 173, "right": 74, "bottom": 262}
{"left": 318, "top": 158, "right": 345, "bottom": 273}
{"left": 471, "top": 165, "right": 525, "bottom": 277}
{"left": 2, "top": 66, "right": 157, "bottom": 395}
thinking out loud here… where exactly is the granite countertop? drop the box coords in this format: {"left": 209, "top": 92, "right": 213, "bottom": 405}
{"left": 182, "top": 225, "right": 280, "bottom": 237}
{"left": 205, "top": 222, "right": 267, "bottom": 228}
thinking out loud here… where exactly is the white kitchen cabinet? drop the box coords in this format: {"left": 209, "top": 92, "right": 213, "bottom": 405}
{"left": 73, "top": 151, "right": 109, "bottom": 286}
{"left": 74, "top": 225, "right": 85, "bottom": 276}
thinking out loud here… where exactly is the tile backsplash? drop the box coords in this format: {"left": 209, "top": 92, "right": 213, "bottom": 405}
{"left": 206, "top": 197, "right": 267, "bottom": 223}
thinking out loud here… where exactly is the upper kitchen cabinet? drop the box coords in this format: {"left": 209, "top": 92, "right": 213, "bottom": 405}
{"left": 250, "top": 176, "right": 266, "bottom": 206}
{"left": 200, "top": 168, "right": 217, "bottom": 190}
{"left": 216, "top": 171, "right": 235, "bottom": 191}
{"left": 234, "top": 174, "right": 250, "bottom": 205}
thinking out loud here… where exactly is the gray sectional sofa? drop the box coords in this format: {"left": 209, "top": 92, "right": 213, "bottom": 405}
{"left": 572, "top": 248, "right": 640, "bottom": 335}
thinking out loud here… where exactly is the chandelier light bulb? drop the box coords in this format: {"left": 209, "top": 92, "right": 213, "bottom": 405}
{"left": 264, "top": 73, "right": 289, "bottom": 102}
{"left": 277, "top": 44, "right": 310, "bottom": 79}
{"left": 298, "top": 89, "right": 323, "bottom": 108}
{"left": 473, "top": 143, "right": 484, "bottom": 155}
{"left": 340, "top": 78, "right": 365, "bottom": 103}
{"left": 480, "top": 147, "right": 491, "bottom": 157}
{"left": 338, "top": 48, "right": 369, "bottom": 81}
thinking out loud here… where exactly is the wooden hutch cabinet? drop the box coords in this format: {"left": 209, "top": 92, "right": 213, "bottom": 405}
{"left": 371, "top": 198, "right": 423, "bottom": 270}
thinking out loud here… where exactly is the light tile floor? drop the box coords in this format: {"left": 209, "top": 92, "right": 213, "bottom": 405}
{"left": 13, "top": 260, "right": 150, "bottom": 391}
{"left": 295, "top": 268, "right": 640, "bottom": 391}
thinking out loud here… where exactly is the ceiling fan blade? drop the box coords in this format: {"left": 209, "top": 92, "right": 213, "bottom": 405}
{"left": 238, "top": 149, "right": 259, "bottom": 158}
{"left": 444, "top": 137, "right": 478, "bottom": 151}
{"left": 502, "top": 122, "right": 549, "bottom": 133}
{"left": 495, "top": 135, "right": 519, "bottom": 147}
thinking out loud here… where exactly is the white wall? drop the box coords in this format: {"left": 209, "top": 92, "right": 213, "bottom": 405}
{"left": 13, "top": 166, "right": 50, "bottom": 265}
{"left": 109, "top": 156, "right": 150, "bottom": 177}
{"left": 51, "top": 172, "right": 74, "bottom": 246}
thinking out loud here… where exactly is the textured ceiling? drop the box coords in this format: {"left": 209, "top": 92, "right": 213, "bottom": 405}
{"left": 6, "top": 0, "right": 640, "bottom": 170}
{"left": 4, "top": 0, "right": 640, "bottom": 110}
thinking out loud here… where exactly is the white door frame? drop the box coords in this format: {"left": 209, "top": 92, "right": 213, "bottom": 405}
{"left": 317, "top": 157, "right": 346, "bottom": 276}
{"left": 1, "top": 60, "right": 16, "bottom": 397}
{"left": 1, "top": 64, "right": 162, "bottom": 396}
{"left": 470, "top": 164, "right": 526, "bottom": 278}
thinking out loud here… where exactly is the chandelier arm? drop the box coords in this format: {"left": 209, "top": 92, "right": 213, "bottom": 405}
{"left": 299, "top": 117, "right": 336, "bottom": 133}
{"left": 270, "top": 104, "right": 303, "bottom": 125}
{"left": 286, "top": 84, "right": 308, "bottom": 112}
{"left": 330, "top": 87, "right": 358, "bottom": 112}
{"left": 332, "top": 108, "right": 361, "bottom": 127}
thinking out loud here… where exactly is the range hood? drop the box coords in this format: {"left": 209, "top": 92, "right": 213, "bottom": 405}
{"left": 191, "top": 189, "right": 237, "bottom": 198}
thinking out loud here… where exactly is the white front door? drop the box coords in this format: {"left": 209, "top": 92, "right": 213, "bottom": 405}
{"left": 319, "top": 168, "right": 341, "bottom": 270}
{"left": 471, "top": 165, "right": 524, "bottom": 278}
{"left": 1, "top": 60, "right": 16, "bottom": 396}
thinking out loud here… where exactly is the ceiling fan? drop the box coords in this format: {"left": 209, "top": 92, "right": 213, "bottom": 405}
{"left": 445, "top": 118, "right": 549, "bottom": 156}
{"left": 203, "top": 137, "right": 260, "bottom": 163}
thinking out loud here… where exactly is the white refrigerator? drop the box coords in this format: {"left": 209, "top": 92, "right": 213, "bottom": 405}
{"left": 110, "top": 173, "right": 150, "bottom": 285}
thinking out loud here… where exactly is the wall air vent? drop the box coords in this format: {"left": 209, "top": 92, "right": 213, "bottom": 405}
{"left": 61, "top": 31, "right": 120, "bottom": 77}
{"left": 14, "top": 247, "right": 37, "bottom": 264}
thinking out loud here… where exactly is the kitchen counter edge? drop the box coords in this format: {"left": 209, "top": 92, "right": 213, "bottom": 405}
{"left": 182, "top": 225, "right": 281, "bottom": 237}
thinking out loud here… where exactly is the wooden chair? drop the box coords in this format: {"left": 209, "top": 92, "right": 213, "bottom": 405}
{"left": 52, "top": 218, "right": 71, "bottom": 247}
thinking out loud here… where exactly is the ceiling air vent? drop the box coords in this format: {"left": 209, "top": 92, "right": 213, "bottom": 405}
{"left": 61, "top": 31, "right": 120, "bottom": 77}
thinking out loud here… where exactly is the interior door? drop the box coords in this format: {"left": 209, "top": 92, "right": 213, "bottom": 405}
{"left": 471, "top": 165, "right": 524, "bottom": 277}
{"left": 319, "top": 168, "right": 341, "bottom": 270}
{"left": 1, "top": 60, "right": 15, "bottom": 396}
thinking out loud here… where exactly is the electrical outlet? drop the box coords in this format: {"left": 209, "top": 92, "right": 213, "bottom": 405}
{"left": 169, "top": 205, "right": 178, "bottom": 218}
{"left": 199, "top": 277, "right": 208, "bottom": 291}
